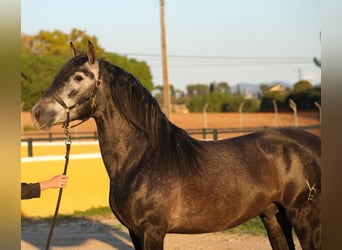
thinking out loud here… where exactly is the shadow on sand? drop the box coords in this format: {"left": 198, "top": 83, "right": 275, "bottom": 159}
{"left": 21, "top": 215, "right": 134, "bottom": 250}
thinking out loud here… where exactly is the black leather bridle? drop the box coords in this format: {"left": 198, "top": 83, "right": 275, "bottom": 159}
{"left": 50, "top": 78, "right": 101, "bottom": 129}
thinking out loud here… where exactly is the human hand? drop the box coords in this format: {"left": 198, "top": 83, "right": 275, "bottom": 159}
{"left": 40, "top": 174, "right": 68, "bottom": 191}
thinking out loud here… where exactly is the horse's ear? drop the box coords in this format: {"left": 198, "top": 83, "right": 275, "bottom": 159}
{"left": 70, "top": 42, "right": 80, "bottom": 57}
{"left": 87, "top": 41, "right": 96, "bottom": 64}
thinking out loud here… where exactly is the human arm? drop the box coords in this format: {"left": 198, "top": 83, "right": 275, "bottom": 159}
{"left": 21, "top": 174, "right": 68, "bottom": 200}
{"left": 39, "top": 174, "right": 68, "bottom": 191}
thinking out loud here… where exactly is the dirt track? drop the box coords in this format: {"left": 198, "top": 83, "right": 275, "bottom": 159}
{"left": 21, "top": 214, "right": 301, "bottom": 250}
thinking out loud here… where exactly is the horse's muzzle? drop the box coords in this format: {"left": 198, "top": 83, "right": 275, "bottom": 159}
{"left": 31, "top": 102, "right": 58, "bottom": 130}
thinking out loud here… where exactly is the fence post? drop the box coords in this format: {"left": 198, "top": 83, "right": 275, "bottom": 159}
{"left": 94, "top": 132, "right": 98, "bottom": 141}
{"left": 203, "top": 102, "right": 208, "bottom": 130}
{"left": 49, "top": 132, "right": 53, "bottom": 142}
{"left": 202, "top": 128, "right": 207, "bottom": 140}
{"left": 239, "top": 101, "right": 245, "bottom": 130}
{"left": 289, "top": 99, "right": 298, "bottom": 127}
{"left": 27, "top": 138, "right": 33, "bottom": 157}
{"left": 213, "top": 129, "right": 218, "bottom": 141}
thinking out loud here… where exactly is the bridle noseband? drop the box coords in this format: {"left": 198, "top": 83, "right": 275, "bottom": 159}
{"left": 51, "top": 78, "right": 101, "bottom": 129}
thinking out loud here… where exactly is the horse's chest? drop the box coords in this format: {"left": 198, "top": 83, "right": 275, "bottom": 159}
{"left": 108, "top": 177, "right": 170, "bottom": 229}
{"left": 108, "top": 181, "right": 145, "bottom": 221}
{"left": 108, "top": 184, "right": 134, "bottom": 227}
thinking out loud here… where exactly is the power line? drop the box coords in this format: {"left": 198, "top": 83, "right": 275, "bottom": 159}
{"left": 119, "top": 52, "right": 313, "bottom": 61}
{"left": 119, "top": 52, "right": 314, "bottom": 67}
{"left": 149, "top": 60, "right": 312, "bottom": 67}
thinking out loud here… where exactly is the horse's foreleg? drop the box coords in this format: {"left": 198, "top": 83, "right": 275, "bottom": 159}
{"left": 132, "top": 222, "right": 165, "bottom": 250}
{"left": 129, "top": 229, "right": 142, "bottom": 250}
{"left": 260, "top": 203, "right": 295, "bottom": 250}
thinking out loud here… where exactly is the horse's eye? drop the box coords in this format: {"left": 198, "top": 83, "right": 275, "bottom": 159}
{"left": 74, "top": 75, "right": 83, "bottom": 82}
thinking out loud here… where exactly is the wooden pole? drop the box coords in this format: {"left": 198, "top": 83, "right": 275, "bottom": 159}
{"left": 160, "top": 0, "right": 170, "bottom": 118}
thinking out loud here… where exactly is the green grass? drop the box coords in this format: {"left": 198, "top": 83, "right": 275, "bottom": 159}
{"left": 71, "top": 206, "right": 113, "bottom": 217}
{"left": 225, "top": 217, "right": 267, "bottom": 236}
{"left": 23, "top": 125, "right": 37, "bottom": 132}
{"left": 21, "top": 206, "right": 113, "bottom": 221}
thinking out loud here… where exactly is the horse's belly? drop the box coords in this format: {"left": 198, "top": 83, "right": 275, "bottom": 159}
{"left": 167, "top": 197, "right": 269, "bottom": 233}
{"left": 167, "top": 178, "right": 277, "bottom": 234}
{"left": 168, "top": 211, "right": 254, "bottom": 234}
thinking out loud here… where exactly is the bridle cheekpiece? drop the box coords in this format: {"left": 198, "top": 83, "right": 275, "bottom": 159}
{"left": 51, "top": 77, "right": 101, "bottom": 129}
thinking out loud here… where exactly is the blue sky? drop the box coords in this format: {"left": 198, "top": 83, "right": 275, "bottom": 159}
{"left": 21, "top": 0, "right": 321, "bottom": 91}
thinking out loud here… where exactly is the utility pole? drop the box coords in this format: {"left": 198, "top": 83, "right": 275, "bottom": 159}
{"left": 160, "top": 0, "right": 171, "bottom": 118}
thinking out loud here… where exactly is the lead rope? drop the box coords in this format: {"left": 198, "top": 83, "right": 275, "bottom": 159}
{"left": 45, "top": 112, "right": 72, "bottom": 250}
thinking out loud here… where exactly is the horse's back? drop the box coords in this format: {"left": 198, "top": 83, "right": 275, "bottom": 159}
{"left": 270, "top": 128, "right": 320, "bottom": 154}
{"left": 202, "top": 128, "right": 320, "bottom": 167}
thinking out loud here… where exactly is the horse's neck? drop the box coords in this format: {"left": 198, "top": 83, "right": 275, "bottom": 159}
{"left": 94, "top": 111, "right": 149, "bottom": 179}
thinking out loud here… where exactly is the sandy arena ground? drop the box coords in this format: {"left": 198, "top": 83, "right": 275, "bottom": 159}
{"left": 21, "top": 214, "right": 302, "bottom": 250}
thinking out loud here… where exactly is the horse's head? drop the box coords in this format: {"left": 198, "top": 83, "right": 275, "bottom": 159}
{"left": 31, "top": 41, "right": 101, "bottom": 130}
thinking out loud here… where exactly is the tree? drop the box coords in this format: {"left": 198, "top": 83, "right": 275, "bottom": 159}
{"left": 259, "top": 83, "right": 270, "bottom": 97}
{"left": 287, "top": 80, "right": 318, "bottom": 110}
{"left": 217, "top": 81, "right": 231, "bottom": 94}
{"left": 21, "top": 29, "right": 105, "bottom": 56}
{"left": 293, "top": 80, "right": 312, "bottom": 93}
{"left": 187, "top": 84, "right": 209, "bottom": 98}
{"left": 21, "top": 54, "right": 68, "bottom": 110}
{"left": 153, "top": 84, "right": 187, "bottom": 107}
{"left": 21, "top": 29, "right": 154, "bottom": 110}
{"left": 188, "top": 92, "right": 233, "bottom": 112}
{"left": 152, "top": 85, "right": 164, "bottom": 105}
{"left": 209, "top": 81, "right": 230, "bottom": 94}
{"left": 259, "top": 80, "right": 320, "bottom": 111}
{"left": 234, "top": 84, "right": 242, "bottom": 97}
{"left": 259, "top": 83, "right": 290, "bottom": 111}
{"left": 105, "top": 53, "right": 153, "bottom": 91}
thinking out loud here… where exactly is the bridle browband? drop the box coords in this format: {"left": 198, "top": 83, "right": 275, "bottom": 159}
{"left": 51, "top": 77, "right": 101, "bottom": 129}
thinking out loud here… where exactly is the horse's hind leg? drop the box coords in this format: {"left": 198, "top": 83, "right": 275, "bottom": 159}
{"left": 286, "top": 203, "right": 321, "bottom": 250}
{"left": 260, "top": 203, "right": 295, "bottom": 250}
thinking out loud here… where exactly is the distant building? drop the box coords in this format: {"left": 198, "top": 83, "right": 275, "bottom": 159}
{"left": 269, "top": 84, "right": 284, "bottom": 92}
{"left": 172, "top": 104, "right": 189, "bottom": 114}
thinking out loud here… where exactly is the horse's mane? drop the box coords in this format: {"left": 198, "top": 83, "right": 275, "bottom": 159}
{"left": 100, "top": 59, "right": 202, "bottom": 174}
